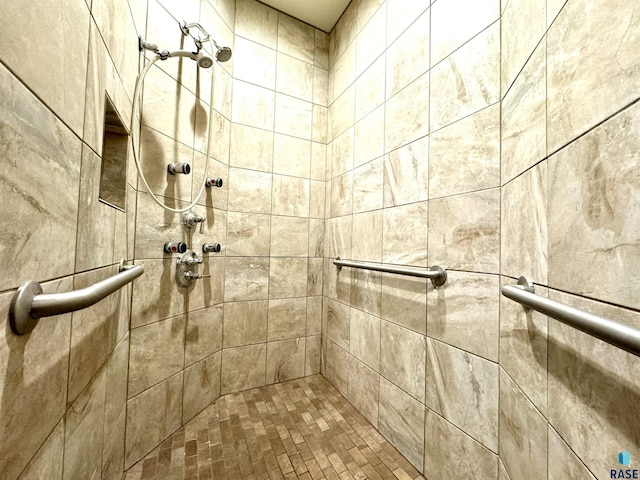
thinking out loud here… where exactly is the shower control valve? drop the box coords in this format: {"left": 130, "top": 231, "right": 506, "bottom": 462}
{"left": 183, "top": 271, "right": 211, "bottom": 280}
{"left": 183, "top": 212, "right": 205, "bottom": 233}
{"left": 202, "top": 243, "right": 221, "bottom": 253}
{"left": 168, "top": 163, "right": 191, "bottom": 175}
{"left": 206, "top": 177, "right": 223, "bottom": 188}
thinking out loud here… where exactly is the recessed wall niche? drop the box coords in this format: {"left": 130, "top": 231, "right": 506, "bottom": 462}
{"left": 99, "top": 94, "right": 128, "bottom": 210}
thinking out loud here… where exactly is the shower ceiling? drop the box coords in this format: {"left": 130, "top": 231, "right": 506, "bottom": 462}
{"left": 260, "top": 0, "right": 351, "bottom": 32}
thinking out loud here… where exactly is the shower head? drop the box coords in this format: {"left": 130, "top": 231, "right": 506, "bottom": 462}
{"left": 215, "top": 46, "right": 233, "bottom": 63}
{"left": 167, "top": 49, "right": 214, "bottom": 68}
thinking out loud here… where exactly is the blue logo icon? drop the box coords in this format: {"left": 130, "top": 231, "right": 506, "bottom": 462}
{"left": 620, "top": 451, "right": 631, "bottom": 467}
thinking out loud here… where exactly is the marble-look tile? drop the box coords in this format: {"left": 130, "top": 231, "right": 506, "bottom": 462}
{"left": 309, "top": 218, "right": 325, "bottom": 257}
{"left": 431, "top": 0, "right": 498, "bottom": 67}
{"left": 501, "top": 42, "right": 546, "bottom": 183}
{"left": 383, "top": 136, "right": 429, "bottom": 207}
{"left": 133, "top": 192, "right": 187, "bottom": 260}
{"left": 305, "top": 297, "right": 321, "bottom": 336}
{"left": 131, "top": 259, "right": 184, "bottom": 328}
{"left": 330, "top": 86, "right": 356, "bottom": 141}
{"left": 224, "top": 257, "right": 269, "bottom": 301}
{"left": 327, "top": 299, "right": 351, "bottom": 350}
{"left": 211, "top": 64, "right": 233, "bottom": 120}
{"left": 183, "top": 352, "right": 221, "bottom": 422}
{"left": 308, "top": 258, "right": 324, "bottom": 297}
{"left": 381, "top": 274, "right": 427, "bottom": 335}
{"left": 230, "top": 124, "right": 273, "bottom": 172}
{"left": 383, "top": 202, "right": 428, "bottom": 267}
{"left": 327, "top": 258, "right": 352, "bottom": 305}
{"left": 355, "top": 3, "right": 386, "bottom": 76}
{"left": 354, "top": 108, "right": 385, "bottom": 169}
{"left": 196, "top": 108, "right": 231, "bottom": 165}
{"left": 312, "top": 105, "right": 328, "bottom": 143}
{"left": 69, "top": 266, "right": 129, "bottom": 403}
{"left": 348, "top": 358, "right": 380, "bottom": 427}
{"left": 0, "top": 0, "right": 89, "bottom": 134}
{"left": 333, "top": 2, "right": 357, "bottom": 61}
{"left": 227, "top": 167, "right": 272, "bottom": 214}
{"left": 272, "top": 176, "right": 310, "bottom": 217}
{"left": 499, "top": 460, "right": 511, "bottom": 480}
{"left": 235, "top": 0, "right": 278, "bottom": 48}
{"left": 277, "top": 53, "right": 314, "bottom": 102}
{"left": 332, "top": 42, "right": 357, "bottom": 100}
{"left": 18, "top": 420, "right": 64, "bottom": 480}
{"left": 273, "top": 134, "right": 312, "bottom": 177}
{"left": 104, "top": 335, "right": 129, "bottom": 439}
{"left": 385, "top": 7, "right": 429, "bottom": 99}
{"left": 269, "top": 258, "right": 308, "bottom": 298}
{"left": 424, "top": 410, "right": 498, "bottom": 479}
{"left": 234, "top": 37, "right": 276, "bottom": 89}
{"left": 378, "top": 377, "right": 425, "bottom": 470}
{"left": 502, "top": 162, "right": 548, "bottom": 283}
{"left": 311, "top": 145, "right": 326, "bottom": 182}
{"left": 266, "top": 338, "right": 306, "bottom": 384}
{"left": 428, "top": 272, "right": 499, "bottom": 361}
{"left": 278, "top": 14, "right": 315, "bottom": 64}
{"left": 324, "top": 340, "right": 350, "bottom": 396}
{"left": 426, "top": 339, "right": 499, "bottom": 451}
{"left": 268, "top": 298, "right": 307, "bottom": 341}
{"left": 548, "top": 427, "right": 596, "bottom": 480}
{"left": 128, "top": 316, "right": 185, "bottom": 398}
{"left": 270, "top": 216, "right": 309, "bottom": 257}
{"left": 357, "top": 0, "right": 385, "bottom": 32}
{"left": 141, "top": 66, "right": 198, "bottom": 148}
{"left": 547, "top": 290, "right": 640, "bottom": 477}
{"left": 64, "top": 369, "right": 106, "bottom": 480}
{"left": 501, "top": 0, "right": 545, "bottom": 94}
{"left": 0, "top": 64, "right": 81, "bottom": 292}
{"left": 76, "top": 146, "right": 116, "bottom": 272}
{"left": 352, "top": 211, "right": 383, "bottom": 262}
{"left": 385, "top": 73, "right": 430, "bottom": 153}
{"left": 548, "top": 105, "right": 640, "bottom": 310}
{"left": 355, "top": 56, "right": 385, "bottom": 122}
{"left": 184, "top": 305, "right": 223, "bottom": 366}
{"left": 137, "top": 127, "right": 194, "bottom": 204}
{"left": 232, "top": 80, "right": 275, "bottom": 130}
{"left": 305, "top": 335, "right": 321, "bottom": 375}
{"left": 188, "top": 255, "right": 225, "bottom": 310}
{"left": 547, "top": 0, "right": 640, "bottom": 153}
{"left": 546, "top": 0, "right": 567, "bottom": 27}
{"left": 380, "top": 320, "right": 426, "bottom": 402}
{"left": 330, "top": 128, "right": 354, "bottom": 179}
{"left": 274, "top": 94, "right": 313, "bottom": 140}
{"left": 428, "top": 189, "right": 501, "bottom": 273}
{"left": 499, "top": 369, "right": 547, "bottom": 480}
{"left": 101, "top": 409, "right": 125, "bottom": 480}
{"left": 326, "top": 216, "right": 353, "bottom": 259}
{"left": 315, "top": 30, "right": 329, "bottom": 70}
{"left": 350, "top": 308, "right": 380, "bottom": 371}
{"left": 430, "top": 23, "right": 500, "bottom": 131}
{"left": 430, "top": 104, "right": 500, "bottom": 198}
{"left": 125, "top": 373, "right": 183, "bottom": 468}
{"left": 226, "top": 212, "right": 271, "bottom": 256}
{"left": 386, "top": 0, "right": 430, "bottom": 46}
{"left": 222, "top": 344, "right": 267, "bottom": 394}
{"left": 223, "top": 300, "right": 268, "bottom": 348}
{"left": 350, "top": 269, "right": 382, "bottom": 317}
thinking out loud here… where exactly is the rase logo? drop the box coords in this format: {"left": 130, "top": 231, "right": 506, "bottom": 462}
{"left": 611, "top": 451, "right": 639, "bottom": 479}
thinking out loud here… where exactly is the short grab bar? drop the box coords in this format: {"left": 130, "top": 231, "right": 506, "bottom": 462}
{"left": 502, "top": 276, "right": 640, "bottom": 357}
{"left": 9, "top": 262, "right": 144, "bottom": 335}
{"left": 334, "top": 257, "right": 447, "bottom": 287}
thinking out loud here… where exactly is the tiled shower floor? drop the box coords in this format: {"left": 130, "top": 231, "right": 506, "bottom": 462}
{"left": 124, "top": 375, "right": 425, "bottom": 480}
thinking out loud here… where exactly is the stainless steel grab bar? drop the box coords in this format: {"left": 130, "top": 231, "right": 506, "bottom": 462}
{"left": 502, "top": 276, "right": 640, "bottom": 357}
{"left": 9, "top": 262, "right": 144, "bottom": 335}
{"left": 334, "top": 257, "right": 447, "bottom": 287}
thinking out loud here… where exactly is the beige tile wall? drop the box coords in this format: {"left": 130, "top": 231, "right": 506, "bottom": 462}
{"left": 322, "top": 0, "right": 640, "bottom": 479}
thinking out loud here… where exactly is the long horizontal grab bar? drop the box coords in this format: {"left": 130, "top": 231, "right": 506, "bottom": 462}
{"left": 9, "top": 263, "right": 144, "bottom": 335}
{"left": 502, "top": 276, "right": 640, "bottom": 357}
{"left": 334, "top": 257, "right": 447, "bottom": 287}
